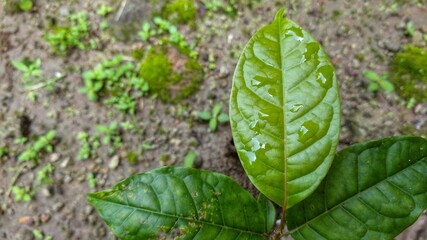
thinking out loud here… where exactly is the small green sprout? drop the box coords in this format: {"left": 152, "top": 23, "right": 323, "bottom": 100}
{"left": 36, "top": 163, "right": 54, "bottom": 186}
{"left": 199, "top": 103, "right": 229, "bottom": 132}
{"left": 363, "top": 70, "right": 394, "bottom": 94}
{"left": 18, "top": 0, "right": 33, "bottom": 11}
{"left": 183, "top": 151, "right": 196, "bottom": 168}
{"left": 87, "top": 172, "right": 97, "bottom": 189}
{"left": 96, "top": 4, "right": 112, "bottom": 16}
{"left": 11, "top": 58, "right": 41, "bottom": 83}
{"left": 45, "top": 12, "right": 90, "bottom": 55}
{"left": 405, "top": 21, "right": 415, "bottom": 37}
{"left": 12, "top": 186, "right": 32, "bottom": 202}
{"left": 17, "top": 130, "right": 56, "bottom": 163}
{"left": 96, "top": 122, "right": 122, "bottom": 154}
{"left": 76, "top": 132, "right": 100, "bottom": 160}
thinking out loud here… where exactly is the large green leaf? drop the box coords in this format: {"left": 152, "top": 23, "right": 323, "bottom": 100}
{"left": 287, "top": 136, "right": 427, "bottom": 240}
{"left": 230, "top": 8, "right": 340, "bottom": 208}
{"left": 87, "top": 167, "right": 275, "bottom": 240}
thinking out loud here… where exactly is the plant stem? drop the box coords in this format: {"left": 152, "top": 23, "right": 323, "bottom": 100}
{"left": 272, "top": 207, "right": 287, "bottom": 239}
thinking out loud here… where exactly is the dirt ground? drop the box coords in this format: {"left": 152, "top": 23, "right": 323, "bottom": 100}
{"left": 0, "top": 0, "right": 426, "bottom": 239}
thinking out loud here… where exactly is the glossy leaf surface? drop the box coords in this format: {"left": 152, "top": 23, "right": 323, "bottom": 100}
{"left": 87, "top": 167, "right": 275, "bottom": 240}
{"left": 287, "top": 136, "right": 427, "bottom": 240}
{"left": 230, "top": 9, "right": 340, "bottom": 208}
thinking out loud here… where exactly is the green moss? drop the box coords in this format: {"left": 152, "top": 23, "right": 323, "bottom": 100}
{"left": 389, "top": 45, "right": 427, "bottom": 102}
{"left": 163, "top": 0, "right": 197, "bottom": 24}
{"left": 139, "top": 45, "right": 203, "bottom": 103}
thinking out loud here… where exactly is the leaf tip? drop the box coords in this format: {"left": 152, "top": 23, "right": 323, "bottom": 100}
{"left": 275, "top": 8, "right": 287, "bottom": 20}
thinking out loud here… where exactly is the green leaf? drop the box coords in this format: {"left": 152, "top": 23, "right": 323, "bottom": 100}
{"left": 212, "top": 103, "right": 223, "bottom": 117}
{"left": 257, "top": 194, "right": 276, "bottom": 233}
{"left": 287, "top": 136, "right": 427, "bottom": 240}
{"left": 230, "top": 9, "right": 340, "bottom": 208}
{"left": 218, "top": 113, "right": 230, "bottom": 123}
{"left": 87, "top": 167, "right": 275, "bottom": 239}
{"left": 19, "top": 0, "right": 33, "bottom": 11}
{"left": 198, "top": 111, "right": 211, "bottom": 120}
{"left": 11, "top": 60, "right": 29, "bottom": 72}
{"left": 183, "top": 151, "right": 196, "bottom": 168}
{"left": 379, "top": 80, "right": 394, "bottom": 93}
{"left": 363, "top": 70, "right": 380, "bottom": 82}
{"left": 209, "top": 118, "right": 217, "bottom": 132}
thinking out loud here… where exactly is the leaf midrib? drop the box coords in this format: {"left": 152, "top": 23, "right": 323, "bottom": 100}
{"left": 278, "top": 10, "right": 289, "bottom": 211}
{"left": 287, "top": 156, "right": 427, "bottom": 235}
{"left": 90, "top": 196, "right": 267, "bottom": 237}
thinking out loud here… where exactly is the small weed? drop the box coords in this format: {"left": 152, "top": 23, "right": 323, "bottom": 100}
{"left": 162, "top": 0, "right": 197, "bottom": 24}
{"left": 96, "top": 122, "right": 122, "bottom": 155}
{"left": 405, "top": 21, "right": 415, "bottom": 36}
{"left": 32, "top": 229, "right": 52, "bottom": 240}
{"left": 81, "top": 55, "right": 148, "bottom": 115}
{"left": 139, "top": 17, "right": 197, "bottom": 57}
{"left": 11, "top": 58, "right": 65, "bottom": 101}
{"left": 18, "top": 0, "right": 33, "bottom": 11}
{"left": 363, "top": 70, "right": 394, "bottom": 93}
{"left": 0, "top": 146, "right": 9, "bottom": 158}
{"left": 11, "top": 58, "right": 41, "bottom": 83}
{"left": 36, "top": 163, "right": 54, "bottom": 186}
{"left": 76, "top": 132, "right": 100, "bottom": 160}
{"left": 96, "top": 3, "right": 112, "bottom": 16}
{"left": 87, "top": 172, "right": 97, "bottom": 189}
{"left": 12, "top": 186, "right": 32, "bottom": 202}
{"left": 45, "top": 12, "right": 90, "bottom": 55}
{"left": 183, "top": 151, "right": 196, "bottom": 168}
{"left": 198, "top": 103, "right": 229, "bottom": 132}
{"left": 17, "top": 130, "right": 56, "bottom": 163}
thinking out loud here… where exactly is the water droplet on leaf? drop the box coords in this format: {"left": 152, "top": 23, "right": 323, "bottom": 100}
{"left": 290, "top": 104, "right": 303, "bottom": 113}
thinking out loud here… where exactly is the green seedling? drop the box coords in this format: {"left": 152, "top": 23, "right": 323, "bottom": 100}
{"left": 0, "top": 146, "right": 9, "bottom": 158}
{"left": 88, "top": 9, "right": 427, "bottom": 240}
{"left": 81, "top": 55, "right": 148, "bottom": 115}
{"left": 183, "top": 150, "right": 196, "bottom": 168}
{"left": 363, "top": 70, "right": 394, "bottom": 93}
{"left": 139, "top": 17, "right": 197, "bottom": 57}
{"left": 96, "top": 122, "right": 122, "bottom": 154}
{"left": 405, "top": 21, "right": 415, "bottom": 36}
{"left": 11, "top": 58, "right": 65, "bottom": 101}
{"left": 32, "top": 229, "right": 52, "bottom": 240}
{"left": 198, "top": 103, "right": 229, "bottom": 132}
{"left": 96, "top": 3, "right": 112, "bottom": 16}
{"left": 76, "top": 132, "right": 100, "bottom": 160}
{"left": 36, "top": 163, "right": 54, "bottom": 186}
{"left": 11, "top": 58, "right": 41, "bottom": 83}
{"left": 17, "top": 130, "right": 56, "bottom": 163}
{"left": 12, "top": 186, "right": 32, "bottom": 202}
{"left": 18, "top": 0, "right": 32, "bottom": 11}
{"left": 45, "top": 12, "right": 90, "bottom": 55}
{"left": 87, "top": 172, "right": 97, "bottom": 189}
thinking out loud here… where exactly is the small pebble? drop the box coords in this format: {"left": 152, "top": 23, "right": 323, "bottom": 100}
{"left": 50, "top": 153, "right": 60, "bottom": 162}
{"left": 108, "top": 155, "right": 120, "bottom": 169}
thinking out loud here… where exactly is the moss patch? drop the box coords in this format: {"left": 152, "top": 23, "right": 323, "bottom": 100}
{"left": 162, "top": 0, "right": 197, "bottom": 24}
{"left": 139, "top": 45, "right": 203, "bottom": 103}
{"left": 389, "top": 45, "right": 427, "bottom": 102}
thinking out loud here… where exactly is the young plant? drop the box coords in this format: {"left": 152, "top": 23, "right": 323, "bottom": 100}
{"left": 198, "top": 103, "right": 229, "bottom": 132}
{"left": 17, "top": 130, "right": 56, "bottom": 163}
{"left": 45, "top": 12, "right": 90, "bottom": 55}
{"left": 88, "top": 9, "right": 427, "bottom": 240}
{"left": 363, "top": 70, "right": 394, "bottom": 93}
{"left": 11, "top": 58, "right": 41, "bottom": 83}
{"left": 96, "top": 122, "right": 122, "bottom": 155}
{"left": 11, "top": 186, "right": 32, "bottom": 202}
{"left": 76, "top": 132, "right": 100, "bottom": 160}
{"left": 80, "top": 55, "right": 148, "bottom": 115}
